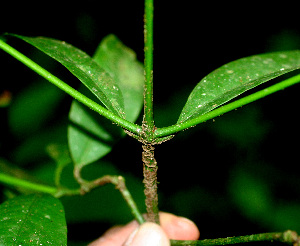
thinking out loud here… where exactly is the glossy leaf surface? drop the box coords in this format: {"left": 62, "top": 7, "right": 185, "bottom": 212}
{"left": 0, "top": 194, "right": 67, "bottom": 245}
{"left": 68, "top": 35, "right": 144, "bottom": 167}
{"left": 12, "top": 34, "right": 125, "bottom": 118}
{"left": 178, "top": 50, "right": 300, "bottom": 123}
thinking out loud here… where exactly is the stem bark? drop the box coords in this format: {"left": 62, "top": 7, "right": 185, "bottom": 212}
{"left": 142, "top": 142, "right": 159, "bottom": 223}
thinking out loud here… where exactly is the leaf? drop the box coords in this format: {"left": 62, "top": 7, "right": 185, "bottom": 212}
{"left": 93, "top": 34, "right": 144, "bottom": 121}
{"left": 68, "top": 35, "right": 144, "bottom": 167}
{"left": 178, "top": 50, "right": 300, "bottom": 123}
{"left": 68, "top": 99, "right": 122, "bottom": 168}
{"left": 0, "top": 194, "right": 67, "bottom": 245}
{"left": 11, "top": 34, "right": 125, "bottom": 118}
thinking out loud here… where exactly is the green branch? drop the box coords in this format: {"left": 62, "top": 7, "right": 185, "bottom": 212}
{"left": 0, "top": 39, "right": 142, "bottom": 135}
{"left": 0, "top": 173, "right": 82, "bottom": 197}
{"left": 142, "top": 0, "right": 160, "bottom": 225}
{"left": 155, "top": 73, "right": 300, "bottom": 138}
{"left": 170, "top": 230, "right": 300, "bottom": 246}
{"left": 0, "top": 173, "right": 55, "bottom": 195}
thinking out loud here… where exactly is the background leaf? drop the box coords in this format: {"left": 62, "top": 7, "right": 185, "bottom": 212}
{"left": 68, "top": 98, "right": 122, "bottom": 168}
{"left": 68, "top": 35, "right": 144, "bottom": 167}
{"left": 8, "top": 81, "right": 64, "bottom": 138}
{"left": 11, "top": 34, "right": 125, "bottom": 118}
{"left": 178, "top": 50, "right": 300, "bottom": 123}
{"left": 0, "top": 194, "right": 67, "bottom": 245}
{"left": 93, "top": 34, "right": 144, "bottom": 121}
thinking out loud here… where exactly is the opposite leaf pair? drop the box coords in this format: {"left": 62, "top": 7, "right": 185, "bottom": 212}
{"left": 3, "top": 34, "right": 300, "bottom": 168}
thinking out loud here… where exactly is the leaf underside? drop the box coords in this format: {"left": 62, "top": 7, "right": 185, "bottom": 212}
{"left": 0, "top": 194, "right": 67, "bottom": 245}
{"left": 178, "top": 50, "right": 300, "bottom": 123}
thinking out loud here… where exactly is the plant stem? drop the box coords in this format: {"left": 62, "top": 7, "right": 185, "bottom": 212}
{"left": 155, "top": 73, "right": 300, "bottom": 138}
{"left": 0, "top": 39, "right": 142, "bottom": 135}
{"left": 142, "top": 143, "right": 159, "bottom": 223}
{"left": 0, "top": 173, "right": 82, "bottom": 198}
{"left": 0, "top": 172, "right": 81, "bottom": 198}
{"left": 0, "top": 173, "right": 57, "bottom": 195}
{"left": 170, "top": 230, "right": 300, "bottom": 246}
{"left": 144, "top": 0, "right": 155, "bottom": 132}
{"left": 142, "top": 0, "right": 160, "bottom": 224}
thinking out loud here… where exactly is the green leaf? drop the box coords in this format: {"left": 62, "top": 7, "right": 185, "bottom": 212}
{"left": 0, "top": 194, "right": 67, "bottom": 245}
{"left": 93, "top": 34, "right": 144, "bottom": 121}
{"left": 11, "top": 34, "right": 125, "bottom": 118}
{"left": 68, "top": 99, "right": 122, "bottom": 168}
{"left": 178, "top": 50, "right": 300, "bottom": 123}
{"left": 68, "top": 35, "right": 144, "bottom": 167}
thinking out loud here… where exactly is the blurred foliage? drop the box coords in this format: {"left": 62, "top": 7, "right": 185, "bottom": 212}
{"left": 8, "top": 81, "right": 64, "bottom": 138}
{"left": 1, "top": 2, "right": 300, "bottom": 245}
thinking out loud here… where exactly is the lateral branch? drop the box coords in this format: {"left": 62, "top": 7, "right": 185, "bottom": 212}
{"left": 170, "top": 230, "right": 300, "bottom": 246}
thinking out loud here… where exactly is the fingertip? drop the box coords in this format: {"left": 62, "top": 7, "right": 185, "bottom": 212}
{"left": 124, "top": 222, "right": 170, "bottom": 246}
{"left": 160, "top": 212, "right": 200, "bottom": 240}
{"left": 88, "top": 221, "right": 139, "bottom": 246}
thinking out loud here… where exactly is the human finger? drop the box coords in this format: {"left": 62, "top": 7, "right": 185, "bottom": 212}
{"left": 123, "top": 222, "right": 170, "bottom": 246}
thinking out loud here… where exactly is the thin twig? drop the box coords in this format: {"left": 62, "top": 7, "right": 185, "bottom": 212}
{"left": 170, "top": 230, "right": 300, "bottom": 246}
{"left": 74, "top": 167, "right": 145, "bottom": 225}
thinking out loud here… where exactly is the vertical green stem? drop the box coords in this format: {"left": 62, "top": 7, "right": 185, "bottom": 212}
{"left": 144, "top": 0, "right": 154, "bottom": 132}
{"left": 143, "top": 0, "right": 160, "bottom": 224}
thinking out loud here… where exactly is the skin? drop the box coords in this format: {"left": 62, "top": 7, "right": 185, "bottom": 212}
{"left": 88, "top": 212, "right": 200, "bottom": 246}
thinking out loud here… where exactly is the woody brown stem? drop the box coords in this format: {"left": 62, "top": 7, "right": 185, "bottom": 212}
{"left": 142, "top": 143, "right": 159, "bottom": 223}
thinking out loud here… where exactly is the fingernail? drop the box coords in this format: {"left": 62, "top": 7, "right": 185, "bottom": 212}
{"left": 124, "top": 222, "right": 170, "bottom": 246}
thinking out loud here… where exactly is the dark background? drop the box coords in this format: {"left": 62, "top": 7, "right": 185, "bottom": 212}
{"left": 1, "top": 1, "right": 300, "bottom": 245}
